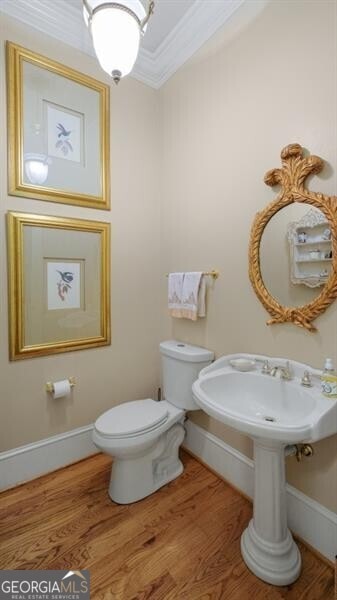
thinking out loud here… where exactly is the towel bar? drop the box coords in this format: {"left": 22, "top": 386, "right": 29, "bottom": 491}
{"left": 166, "top": 270, "right": 219, "bottom": 279}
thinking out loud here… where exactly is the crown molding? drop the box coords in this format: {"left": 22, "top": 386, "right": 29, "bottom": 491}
{"left": 0, "top": 0, "right": 95, "bottom": 56}
{"left": 134, "top": 0, "right": 245, "bottom": 88}
{"left": 0, "top": 0, "right": 246, "bottom": 89}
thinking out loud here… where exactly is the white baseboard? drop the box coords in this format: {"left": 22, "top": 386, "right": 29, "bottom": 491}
{"left": 0, "top": 425, "right": 96, "bottom": 491}
{"left": 183, "top": 420, "right": 337, "bottom": 563}
{"left": 1, "top": 420, "right": 336, "bottom": 563}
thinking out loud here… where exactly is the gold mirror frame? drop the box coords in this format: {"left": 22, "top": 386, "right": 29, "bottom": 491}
{"left": 249, "top": 143, "right": 337, "bottom": 332}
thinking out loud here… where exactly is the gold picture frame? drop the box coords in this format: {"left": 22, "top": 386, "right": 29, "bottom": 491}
{"left": 7, "top": 212, "right": 111, "bottom": 359}
{"left": 6, "top": 42, "right": 110, "bottom": 210}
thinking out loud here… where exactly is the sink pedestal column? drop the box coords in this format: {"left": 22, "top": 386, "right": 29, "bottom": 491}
{"left": 241, "top": 439, "right": 301, "bottom": 586}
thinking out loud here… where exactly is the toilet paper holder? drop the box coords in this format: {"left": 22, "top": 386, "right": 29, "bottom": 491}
{"left": 46, "top": 377, "right": 76, "bottom": 393}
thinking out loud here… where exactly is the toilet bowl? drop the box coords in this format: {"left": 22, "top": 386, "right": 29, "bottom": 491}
{"left": 93, "top": 340, "right": 214, "bottom": 504}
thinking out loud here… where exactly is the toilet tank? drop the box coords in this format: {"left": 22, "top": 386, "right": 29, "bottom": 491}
{"left": 160, "top": 340, "right": 214, "bottom": 411}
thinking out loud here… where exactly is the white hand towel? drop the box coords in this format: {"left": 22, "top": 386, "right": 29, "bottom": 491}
{"left": 197, "top": 274, "right": 206, "bottom": 318}
{"left": 168, "top": 272, "right": 184, "bottom": 318}
{"left": 181, "top": 272, "right": 203, "bottom": 321}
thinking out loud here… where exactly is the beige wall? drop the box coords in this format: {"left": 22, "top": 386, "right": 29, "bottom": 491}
{"left": 0, "top": 15, "right": 161, "bottom": 451}
{"left": 1, "top": 1, "right": 336, "bottom": 515}
{"left": 160, "top": 0, "right": 337, "bottom": 512}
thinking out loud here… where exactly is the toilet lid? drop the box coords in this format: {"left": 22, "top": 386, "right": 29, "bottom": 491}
{"left": 95, "top": 399, "right": 169, "bottom": 438}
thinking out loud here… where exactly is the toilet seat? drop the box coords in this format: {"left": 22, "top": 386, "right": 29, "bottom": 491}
{"left": 94, "top": 399, "right": 169, "bottom": 439}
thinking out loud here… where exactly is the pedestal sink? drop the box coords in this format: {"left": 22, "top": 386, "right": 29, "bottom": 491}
{"left": 192, "top": 354, "right": 337, "bottom": 586}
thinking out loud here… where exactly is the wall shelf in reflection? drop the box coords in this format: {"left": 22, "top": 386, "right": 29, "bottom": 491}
{"left": 294, "top": 240, "right": 331, "bottom": 247}
{"left": 296, "top": 258, "right": 332, "bottom": 263}
{"left": 287, "top": 208, "right": 332, "bottom": 288}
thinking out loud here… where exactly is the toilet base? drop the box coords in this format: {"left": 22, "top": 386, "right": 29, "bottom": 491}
{"left": 108, "top": 423, "right": 185, "bottom": 503}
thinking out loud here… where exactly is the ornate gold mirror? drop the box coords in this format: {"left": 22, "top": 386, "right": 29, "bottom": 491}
{"left": 249, "top": 143, "right": 337, "bottom": 332}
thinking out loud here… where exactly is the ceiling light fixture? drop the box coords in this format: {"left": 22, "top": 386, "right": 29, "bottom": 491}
{"left": 83, "top": 0, "right": 155, "bottom": 84}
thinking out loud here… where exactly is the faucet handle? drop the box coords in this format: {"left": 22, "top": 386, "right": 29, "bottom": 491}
{"left": 261, "top": 360, "right": 271, "bottom": 375}
{"left": 284, "top": 361, "right": 293, "bottom": 380}
{"left": 301, "top": 370, "right": 313, "bottom": 387}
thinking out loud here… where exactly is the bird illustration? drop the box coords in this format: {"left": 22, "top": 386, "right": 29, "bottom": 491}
{"left": 57, "top": 271, "right": 74, "bottom": 284}
{"left": 56, "top": 271, "right": 74, "bottom": 301}
{"left": 57, "top": 123, "right": 71, "bottom": 138}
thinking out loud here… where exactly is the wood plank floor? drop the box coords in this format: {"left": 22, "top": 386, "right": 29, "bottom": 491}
{"left": 0, "top": 452, "right": 334, "bottom": 600}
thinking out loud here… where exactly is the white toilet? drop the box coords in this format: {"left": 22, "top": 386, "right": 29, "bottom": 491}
{"left": 93, "top": 340, "right": 214, "bottom": 504}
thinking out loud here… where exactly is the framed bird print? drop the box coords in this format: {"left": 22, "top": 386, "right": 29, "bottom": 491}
{"left": 6, "top": 42, "right": 110, "bottom": 209}
{"left": 7, "top": 212, "right": 111, "bottom": 360}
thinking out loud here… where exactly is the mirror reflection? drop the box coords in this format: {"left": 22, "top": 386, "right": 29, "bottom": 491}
{"left": 260, "top": 205, "right": 332, "bottom": 307}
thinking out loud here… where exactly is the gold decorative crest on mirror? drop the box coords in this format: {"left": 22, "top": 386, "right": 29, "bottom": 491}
{"left": 249, "top": 143, "right": 337, "bottom": 332}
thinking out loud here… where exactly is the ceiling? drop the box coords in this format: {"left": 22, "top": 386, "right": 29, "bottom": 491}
{"left": 0, "top": 0, "right": 246, "bottom": 88}
{"left": 142, "top": 0, "right": 195, "bottom": 54}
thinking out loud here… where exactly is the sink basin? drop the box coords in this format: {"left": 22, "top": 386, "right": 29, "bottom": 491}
{"left": 192, "top": 354, "right": 337, "bottom": 587}
{"left": 193, "top": 368, "right": 337, "bottom": 443}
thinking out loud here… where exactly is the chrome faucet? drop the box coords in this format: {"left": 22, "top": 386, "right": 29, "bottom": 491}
{"left": 261, "top": 360, "right": 271, "bottom": 375}
{"left": 301, "top": 370, "right": 313, "bottom": 387}
{"left": 270, "top": 361, "right": 293, "bottom": 380}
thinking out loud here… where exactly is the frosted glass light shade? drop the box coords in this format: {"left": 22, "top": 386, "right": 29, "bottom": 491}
{"left": 24, "top": 154, "right": 50, "bottom": 185}
{"left": 91, "top": 6, "right": 140, "bottom": 78}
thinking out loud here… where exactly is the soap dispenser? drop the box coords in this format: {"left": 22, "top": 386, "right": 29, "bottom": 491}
{"left": 321, "top": 358, "right": 337, "bottom": 398}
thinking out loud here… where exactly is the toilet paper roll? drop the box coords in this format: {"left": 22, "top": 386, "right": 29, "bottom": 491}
{"left": 52, "top": 379, "right": 71, "bottom": 399}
